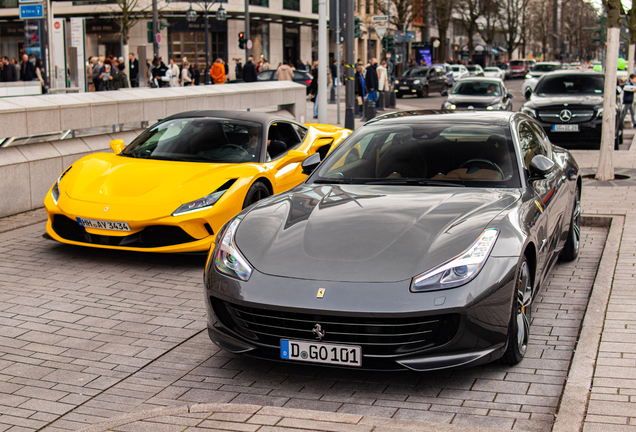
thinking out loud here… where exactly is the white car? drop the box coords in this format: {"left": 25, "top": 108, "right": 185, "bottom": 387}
{"left": 450, "top": 65, "right": 469, "bottom": 81}
{"left": 483, "top": 67, "right": 505, "bottom": 79}
{"left": 522, "top": 62, "right": 561, "bottom": 94}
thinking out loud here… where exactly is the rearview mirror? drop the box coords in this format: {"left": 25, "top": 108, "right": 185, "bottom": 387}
{"left": 524, "top": 89, "right": 532, "bottom": 100}
{"left": 109, "top": 139, "right": 125, "bottom": 154}
{"left": 301, "top": 152, "right": 321, "bottom": 175}
{"left": 441, "top": 90, "right": 448, "bottom": 96}
{"left": 528, "top": 154, "right": 555, "bottom": 181}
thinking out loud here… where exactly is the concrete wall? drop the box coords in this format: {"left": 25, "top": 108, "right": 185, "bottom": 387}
{"left": 0, "top": 81, "right": 307, "bottom": 140}
{"left": 0, "top": 130, "right": 142, "bottom": 218}
{"left": 0, "top": 82, "right": 42, "bottom": 97}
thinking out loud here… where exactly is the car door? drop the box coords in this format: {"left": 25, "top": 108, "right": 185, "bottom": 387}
{"left": 426, "top": 69, "right": 437, "bottom": 90}
{"left": 265, "top": 121, "right": 314, "bottom": 192}
{"left": 435, "top": 67, "right": 446, "bottom": 88}
{"left": 518, "top": 120, "right": 560, "bottom": 281}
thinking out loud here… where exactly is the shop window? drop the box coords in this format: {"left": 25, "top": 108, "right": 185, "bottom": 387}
{"left": 365, "top": 0, "right": 370, "bottom": 14}
{"left": 250, "top": 0, "right": 269, "bottom": 6}
{"left": 312, "top": 0, "right": 318, "bottom": 13}
{"left": 283, "top": 0, "right": 299, "bottom": 11}
{"left": 0, "top": 0, "right": 18, "bottom": 7}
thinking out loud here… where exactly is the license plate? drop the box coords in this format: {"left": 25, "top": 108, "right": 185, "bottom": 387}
{"left": 400, "top": 86, "right": 409, "bottom": 90}
{"left": 280, "top": 339, "right": 361, "bottom": 367}
{"left": 76, "top": 217, "right": 131, "bottom": 231}
{"left": 552, "top": 124, "right": 579, "bottom": 132}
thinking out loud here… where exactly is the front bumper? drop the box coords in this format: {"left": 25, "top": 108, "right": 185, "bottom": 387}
{"left": 204, "top": 255, "right": 520, "bottom": 371}
{"left": 533, "top": 117, "right": 605, "bottom": 146}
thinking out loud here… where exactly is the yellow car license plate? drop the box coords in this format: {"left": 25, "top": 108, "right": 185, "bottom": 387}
{"left": 76, "top": 217, "right": 131, "bottom": 231}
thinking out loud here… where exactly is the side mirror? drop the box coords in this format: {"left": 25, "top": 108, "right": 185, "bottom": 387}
{"left": 301, "top": 152, "right": 321, "bottom": 175}
{"left": 109, "top": 139, "right": 125, "bottom": 154}
{"left": 441, "top": 90, "right": 448, "bottom": 96}
{"left": 274, "top": 149, "right": 306, "bottom": 170}
{"left": 524, "top": 89, "right": 532, "bottom": 100}
{"left": 528, "top": 154, "right": 555, "bottom": 181}
{"left": 506, "top": 93, "right": 513, "bottom": 99}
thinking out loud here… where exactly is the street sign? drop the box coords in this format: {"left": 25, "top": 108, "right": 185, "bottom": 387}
{"left": 156, "top": 33, "right": 162, "bottom": 44}
{"left": 372, "top": 15, "right": 388, "bottom": 22}
{"left": 375, "top": 25, "right": 388, "bottom": 39}
{"left": 247, "top": 39, "right": 252, "bottom": 49}
{"left": 19, "top": 4, "right": 43, "bottom": 19}
{"left": 19, "top": 0, "right": 42, "bottom": 3}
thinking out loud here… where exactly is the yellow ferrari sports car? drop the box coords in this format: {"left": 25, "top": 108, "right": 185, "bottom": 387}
{"left": 44, "top": 111, "right": 351, "bottom": 253}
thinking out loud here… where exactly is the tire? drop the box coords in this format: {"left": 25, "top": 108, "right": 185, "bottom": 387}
{"left": 560, "top": 184, "right": 581, "bottom": 262}
{"left": 418, "top": 86, "right": 429, "bottom": 98}
{"left": 501, "top": 257, "right": 533, "bottom": 365}
{"left": 396, "top": 93, "right": 403, "bottom": 99}
{"left": 242, "top": 181, "right": 270, "bottom": 209}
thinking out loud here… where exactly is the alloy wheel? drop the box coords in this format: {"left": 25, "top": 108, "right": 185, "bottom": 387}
{"left": 515, "top": 261, "right": 532, "bottom": 356}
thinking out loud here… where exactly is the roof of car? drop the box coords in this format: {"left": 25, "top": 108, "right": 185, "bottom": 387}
{"left": 364, "top": 110, "right": 514, "bottom": 126}
{"left": 456, "top": 76, "right": 504, "bottom": 82}
{"left": 163, "top": 110, "right": 299, "bottom": 126}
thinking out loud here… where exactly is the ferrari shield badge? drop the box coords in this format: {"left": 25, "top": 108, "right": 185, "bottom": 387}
{"left": 317, "top": 288, "right": 326, "bottom": 298}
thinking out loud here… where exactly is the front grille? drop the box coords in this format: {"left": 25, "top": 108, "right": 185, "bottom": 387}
{"left": 212, "top": 298, "right": 459, "bottom": 356}
{"left": 538, "top": 109, "right": 595, "bottom": 124}
{"left": 454, "top": 102, "right": 491, "bottom": 109}
{"left": 52, "top": 215, "right": 199, "bottom": 248}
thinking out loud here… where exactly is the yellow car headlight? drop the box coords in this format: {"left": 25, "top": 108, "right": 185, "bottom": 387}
{"left": 172, "top": 179, "right": 236, "bottom": 216}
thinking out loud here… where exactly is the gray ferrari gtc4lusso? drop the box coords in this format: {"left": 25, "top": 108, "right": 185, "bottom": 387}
{"left": 204, "top": 110, "right": 581, "bottom": 372}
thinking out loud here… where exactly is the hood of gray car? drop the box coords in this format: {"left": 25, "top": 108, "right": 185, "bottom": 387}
{"left": 234, "top": 184, "right": 520, "bottom": 283}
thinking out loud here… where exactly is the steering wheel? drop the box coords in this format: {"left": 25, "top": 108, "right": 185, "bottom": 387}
{"left": 460, "top": 158, "right": 505, "bottom": 179}
{"left": 220, "top": 144, "right": 251, "bottom": 158}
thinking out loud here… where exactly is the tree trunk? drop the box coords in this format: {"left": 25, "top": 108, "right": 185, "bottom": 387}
{"left": 629, "top": 43, "right": 635, "bottom": 74}
{"left": 596, "top": 26, "right": 619, "bottom": 180}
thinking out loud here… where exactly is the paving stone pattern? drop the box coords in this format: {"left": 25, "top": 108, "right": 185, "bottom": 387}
{"left": 0, "top": 218, "right": 605, "bottom": 432}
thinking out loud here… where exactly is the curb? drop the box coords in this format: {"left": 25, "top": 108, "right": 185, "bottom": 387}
{"left": 0, "top": 207, "right": 47, "bottom": 234}
{"left": 552, "top": 214, "right": 624, "bottom": 432}
{"left": 75, "top": 402, "right": 513, "bottom": 432}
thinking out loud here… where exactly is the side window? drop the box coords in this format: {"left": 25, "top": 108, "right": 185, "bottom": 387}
{"left": 267, "top": 122, "right": 302, "bottom": 160}
{"left": 530, "top": 122, "right": 552, "bottom": 158}
{"left": 436, "top": 67, "right": 444, "bottom": 75}
{"left": 292, "top": 123, "right": 308, "bottom": 142}
{"left": 518, "top": 121, "right": 547, "bottom": 169}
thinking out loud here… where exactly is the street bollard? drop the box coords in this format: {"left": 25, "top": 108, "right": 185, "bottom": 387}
{"left": 355, "top": 101, "right": 360, "bottom": 116}
{"left": 388, "top": 91, "right": 396, "bottom": 109}
{"left": 377, "top": 92, "right": 385, "bottom": 111}
{"left": 329, "top": 86, "right": 336, "bottom": 104}
{"left": 364, "top": 98, "right": 376, "bottom": 121}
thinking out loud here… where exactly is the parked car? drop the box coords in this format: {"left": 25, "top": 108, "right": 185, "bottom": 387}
{"left": 466, "top": 64, "right": 485, "bottom": 76}
{"left": 394, "top": 66, "right": 448, "bottom": 98}
{"left": 483, "top": 67, "right": 506, "bottom": 79}
{"left": 522, "top": 62, "right": 561, "bottom": 94}
{"left": 451, "top": 64, "right": 470, "bottom": 81}
{"left": 510, "top": 59, "right": 535, "bottom": 79}
{"left": 442, "top": 77, "right": 513, "bottom": 111}
{"left": 257, "top": 70, "right": 313, "bottom": 86}
{"left": 432, "top": 63, "right": 455, "bottom": 86}
{"left": 498, "top": 63, "right": 512, "bottom": 80}
{"left": 43, "top": 112, "right": 350, "bottom": 253}
{"left": 521, "top": 70, "right": 623, "bottom": 149}
{"left": 204, "top": 110, "right": 581, "bottom": 371}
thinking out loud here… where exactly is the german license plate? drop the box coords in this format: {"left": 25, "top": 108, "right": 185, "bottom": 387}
{"left": 400, "top": 86, "right": 409, "bottom": 90}
{"left": 76, "top": 217, "right": 130, "bottom": 231}
{"left": 280, "top": 339, "right": 361, "bottom": 367}
{"left": 552, "top": 124, "right": 579, "bottom": 132}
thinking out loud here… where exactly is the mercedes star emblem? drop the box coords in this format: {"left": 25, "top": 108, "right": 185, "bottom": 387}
{"left": 312, "top": 324, "right": 326, "bottom": 341}
{"left": 559, "top": 109, "right": 573, "bottom": 123}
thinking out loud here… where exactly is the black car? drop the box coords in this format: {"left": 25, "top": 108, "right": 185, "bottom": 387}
{"left": 442, "top": 77, "right": 513, "bottom": 111}
{"left": 257, "top": 69, "right": 313, "bottom": 86}
{"left": 521, "top": 70, "right": 623, "bottom": 149}
{"left": 204, "top": 110, "right": 581, "bottom": 371}
{"left": 395, "top": 66, "right": 448, "bottom": 98}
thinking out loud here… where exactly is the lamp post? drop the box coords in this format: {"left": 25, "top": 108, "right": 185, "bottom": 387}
{"left": 187, "top": 0, "right": 227, "bottom": 84}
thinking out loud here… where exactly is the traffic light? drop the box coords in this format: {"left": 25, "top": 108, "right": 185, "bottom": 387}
{"left": 238, "top": 32, "right": 247, "bottom": 49}
{"left": 147, "top": 21, "right": 153, "bottom": 44}
{"left": 593, "top": 16, "right": 607, "bottom": 46}
{"left": 382, "top": 36, "right": 394, "bottom": 52}
{"left": 354, "top": 17, "right": 362, "bottom": 38}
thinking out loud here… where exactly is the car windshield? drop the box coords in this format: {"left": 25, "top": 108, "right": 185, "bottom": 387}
{"left": 402, "top": 68, "right": 429, "bottom": 77}
{"left": 532, "top": 64, "right": 559, "bottom": 72}
{"left": 452, "top": 81, "right": 502, "bottom": 96}
{"left": 309, "top": 121, "right": 520, "bottom": 188}
{"left": 123, "top": 118, "right": 264, "bottom": 163}
{"left": 484, "top": 68, "right": 499, "bottom": 72}
{"left": 451, "top": 66, "right": 462, "bottom": 71}
{"left": 510, "top": 60, "right": 525, "bottom": 67}
{"left": 466, "top": 65, "right": 478, "bottom": 71}
{"left": 535, "top": 75, "right": 604, "bottom": 95}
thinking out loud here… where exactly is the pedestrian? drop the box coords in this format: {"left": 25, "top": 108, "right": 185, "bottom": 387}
{"left": 92, "top": 57, "right": 103, "bottom": 91}
{"left": 330, "top": 60, "right": 338, "bottom": 86}
{"left": 100, "top": 63, "right": 114, "bottom": 91}
{"left": 129, "top": 53, "right": 139, "bottom": 87}
{"left": 34, "top": 58, "right": 47, "bottom": 93}
{"left": 306, "top": 60, "right": 312, "bottom": 72}
{"left": 308, "top": 61, "right": 330, "bottom": 119}
{"left": 223, "top": 59, "right": 229, "bottom": 77}
{"left": 622, "top": 74, "right": 636, "bottom": 126}
{"left": 151, "top": 57, "right": 171, "bottom": 87}
{"left": 377, "top": 59, "right": 389, "bottom": 93}
{"left": 234, "top": 58, "right": 243, "bottom": 80}
{"left": 355, "top": 64, "right": 366, "bottom": 116}
{"left": 296, "top": 59, "right": 305, "bottom": 71}
{"left": 181, "top": 59, "right": 192, "bottom": 86}
{"left": 112, "top": 63, "right": 130, "bottom": 90}
{"left": 276, "top": 60, "right": 294, "bottom": 81}
{"left": 210, "top": 58, "right": 226, "bottom": 84}
{"left": 169, "top": 59, "right": 180, "bottom": 86}
{"left": 192, "top": 64, "right": 200, "bottom": 85}
{"left": 2, "top": 57, "right": 17, "bottom": 82}
{"left": 19, "top": 54, "right": 34, "bottom": 81}
{"left": 243, "top": 56, "right": 257, "bottom": 82}
{"left": 365, "top": 58, "right": 379, "bottom": 108}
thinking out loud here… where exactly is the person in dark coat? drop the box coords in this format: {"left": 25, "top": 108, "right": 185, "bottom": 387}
{"left": 235, "top": 59, "right": 243, "bottom": 80}
{"left": 192, "top": 64, "right": 200, "bottom": 86}
{"left": 128, "top": 53, "right": 139, "bottom": 87}
{"left": 354, "top": 64, "right": 366, "bottom": 117}
{"left": 19, "top": 54, "right": 34, "bottom": 81}
{"left": 330, "top": 60, "right": 338, "bottom": 86}
{"left": 243, "top": 56, "right": 257, "bottom": 82}
{"left": 2, "top": 57, "right": 17, "bottom": 82}
{"left": 622, "top": 74, "right": 636, "bottom": 125}
{"left": 365, "top": 58, "right": 378, "bottom": 105}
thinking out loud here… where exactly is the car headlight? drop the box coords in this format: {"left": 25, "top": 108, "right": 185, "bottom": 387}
{"left": 525, "top": 74, "right": 533, "bottom": 79}
{"left": 172, "top": 184, "right": 232, "bottom": 216}
{"left": 410, "top": 229, "right": 499, "bottom": 292}
{"left": 521, "top": 107, "right": 536, "bottom": 118}
{"left": 413, "top": 79, "right": 421, "bottom": 85}
{"left": 214, "top": 218, "right": 253, "bottom": 281}
{"left": 487, "top": 103, "right": 503, "bottom": 110}
{"left": 51, "top": 166, "right": 72, "bottom": 205}
{"left": 442, "top": 101, "right": 452, "bottom": 109}
{"left": 395, "top": 80, "right": 399, "bottom": 85}
{"left": 596, "top": 107, "right": 603, "bottom": 118}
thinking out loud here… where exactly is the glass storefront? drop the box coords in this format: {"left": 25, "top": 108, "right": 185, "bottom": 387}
{"left": 168, "top": 19, "right": 227, "bottom": 68}
{"left": 250, "top": 21, "right": 269, "bottom": 62}
{"left": 0, "top": 22, "right": 24, "bottom": 60}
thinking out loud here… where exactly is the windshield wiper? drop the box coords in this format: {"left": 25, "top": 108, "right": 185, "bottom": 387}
{"left": 120, "top": 151, "right": 140, "bottom": 158}
{"left": 313, "top": 179, "right": 352, "bottom": 184}
{"left": 364, "top": 179, "right": 465, "bottom": 187}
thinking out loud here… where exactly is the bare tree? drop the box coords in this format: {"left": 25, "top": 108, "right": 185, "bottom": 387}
{"left": 530, "top": 0, "right": 552, "bottom": 60}
{"left": 374, "top": 0, "right": 427, "bottom": 31}
{"left": 456, "top": 0, "right": 485, "bottom": 61}
{"left": 480, "top": 0, "right": 499, "bottom": 48}
{"left": 626, "top": 3, "right": 636, "bottom": 72}
{"left": 111, "top": 0, "right": 154, "bottom": 84}
{"left": 499, "top": 0, "right": 530, "bottom": 58}
{"left": 431, "top": 0, "right": 456, "bottom": 62}
{"left": 562, "top": 0, "right": 599, "bottom": 62}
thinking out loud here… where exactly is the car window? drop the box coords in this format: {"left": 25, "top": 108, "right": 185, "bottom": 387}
{"left": 267, "top": 122, "right": 302, "bottom": 159}
{"left": 530, "top": 122, "right": 552, "bottom": 158}
{"left": 535, "top": 74, "right": 603, "bottom": 95}
{"left": 292, "top": 71, "right": 306, "bottom": 81}
{"left": 452, "top": 81, "right": 502, "bottom": 96}
{"left": 257, "top": 71, "right": 272, "bottom": 81}
{"left": 292, "top": 123, "right": 308, "bottom": 142}
{"left": 518, "top": 121, "right": 548, "bottom": 169}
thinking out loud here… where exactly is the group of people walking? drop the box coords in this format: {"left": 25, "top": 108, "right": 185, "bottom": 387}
{"left": 0, "top": 54, "right": 47, "bottom": 92}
